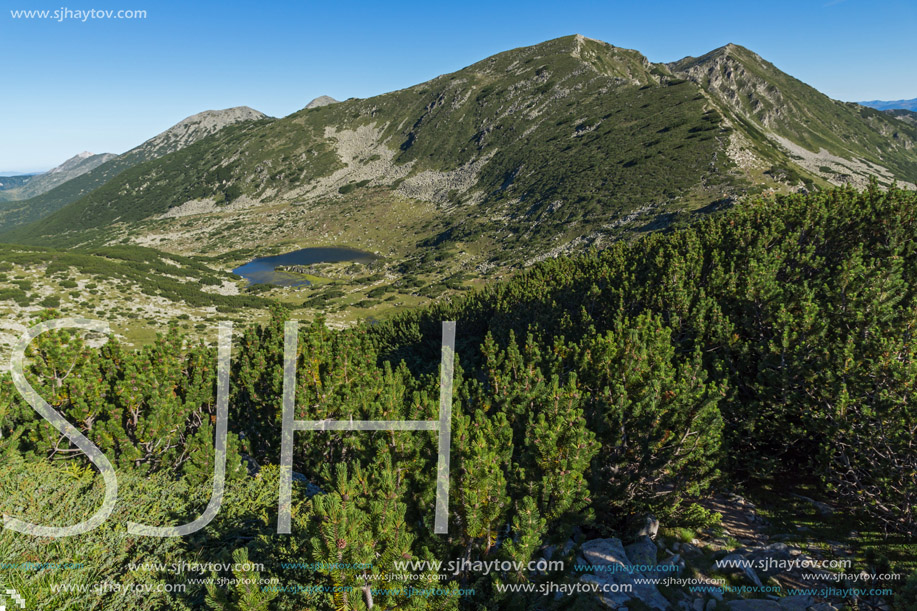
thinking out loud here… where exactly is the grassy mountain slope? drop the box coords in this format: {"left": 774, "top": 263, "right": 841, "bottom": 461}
{"left": 0, "top": 107, "right": 268, "bottom": 235}
{"left": 7, "top": 37, "right": 917, "bottom": 277}
{"left": 669, "top": 44, "right": 917, "bottom": 186}
{"left": 7, "top": 36, "right": 742, "bottom": 259}
{"left": 887, "top": 108, "right": 917, "bottom": 126}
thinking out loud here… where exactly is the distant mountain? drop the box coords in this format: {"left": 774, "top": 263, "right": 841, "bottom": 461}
{"left": 858, "top": 97, "right": 917, "bottom": 111}
{"left": 4, "top": 37, "right": 917, "bottom": 277}
{"left": 0, "top": 175, "right": 34, "bottom": 190}
{"left": 305, "top": 95, "right": 339, "bottom": 109}
{"left": 0, "top": 174, "right": 35, "bottom": 202}
{"left": 0, "top": 106, "right": 268, "bottom": 234}
{"left": 0, "top": 171, "right": 41, "bottom": 177}
{"left": 1, "top": 151, "right": 117, "bottom": 201}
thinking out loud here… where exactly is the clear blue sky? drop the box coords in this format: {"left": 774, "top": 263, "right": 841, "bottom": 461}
{"left": 1, "top": 0, "right": 915, "bottom": 172}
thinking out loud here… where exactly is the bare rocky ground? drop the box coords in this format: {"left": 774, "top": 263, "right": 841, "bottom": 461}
{"left": 0, "top": 261, "right": 259, "bottom": 370}
{"left": 561, "top": 492, "right": 900, "bottom": 610}
{"left": 0, "top": 247, "right": 458, "bottom": 367}
{"left": 770, "top": 135, "right": 917, "bottom": 191}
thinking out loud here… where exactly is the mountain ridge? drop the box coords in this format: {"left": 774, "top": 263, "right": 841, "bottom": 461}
{"left": 8, "top": 35, "right": 728, "bottom": 256}
{"left": 0, "top": 152, "right": 115, "bottom": 202}
{"left": 4, "top": 36, "right": 917, "bottom": 285}
{"left": 668, "top": 43, "right": 917, "bottom": 186}
{"left": 0, "top": 106, "right": 269, "bottom": 234}
{"left": 859, "top": 97, "right": 917, "bottom": 111}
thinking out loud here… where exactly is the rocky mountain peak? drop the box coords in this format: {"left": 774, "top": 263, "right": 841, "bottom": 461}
{"left": 305, "top": 95, "right": 339, "bottom": 109}
{"left": 46, "top": 151, "right": 108, "bottom": 174}
{"left": 128, "top": 106, "right": 268, "bottom": 159}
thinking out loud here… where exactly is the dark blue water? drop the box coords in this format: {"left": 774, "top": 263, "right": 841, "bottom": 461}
{"left": 231, "top": 247, "right": 376, "bottom": 286}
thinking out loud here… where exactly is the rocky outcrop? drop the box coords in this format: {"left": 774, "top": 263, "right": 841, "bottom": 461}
{"left": 577, "top": 537, "right": 670, "bottom": 609}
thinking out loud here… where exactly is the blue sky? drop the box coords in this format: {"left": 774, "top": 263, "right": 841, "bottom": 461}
{"left": 1, "top": 0, "right": 915, "bottom": 172}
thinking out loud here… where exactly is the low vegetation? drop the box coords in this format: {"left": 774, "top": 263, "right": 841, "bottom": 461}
{"left": 1, "top": 186, "right": 915, "bottom": 609}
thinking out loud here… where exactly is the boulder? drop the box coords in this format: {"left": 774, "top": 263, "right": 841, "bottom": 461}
{"left": 626, "top": 535, "right": 658, "bottom": 566}
{"left": 681, "top": 542, "right": 703, "bottom": 557}
{"left": 656, "top": 553, "right": 685, "bottom": 578}
{"left": 790, "top": 494, "right": 835, "bottom": 516}
{"left": 776, "top": 595, "right": 814, "bottom": 610}
{"left": 747, "top": 543, "right": 792, "bottom": 579}
{"left": 543, "top": 537, "right": 577, "bottom": 561}
{"left": 579, "top": 538, "right": 670, "bottom": 610}
{"left": 638, "top": 514, "right": 660, "bottom": 539}
{"left": 718, "top": 553, "right": 763, "bottom": 587}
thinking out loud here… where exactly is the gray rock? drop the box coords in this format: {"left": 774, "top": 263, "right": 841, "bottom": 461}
{"left": 693, "top": 597, "right": 705, "bottom": 611}
{"left": 654, "top": 553, "right": 685, "bottom": 578}
{"left": 790, "top": 494, "right": 835, "bottom": 516}
{"left": 582, "top": 537, "right": 629, "bottom": 566}
{"left": 769, "top": 534, "right": 793, "bottom": 542}
{"left": 765, "top": 542, "right": 789, "bottom": 553}
{"left": 706, "top": 600, "right": 717, "bottom": 611}
{"left": 626, "top": 536, "right": 658, "bottom": 566}
{"left": 579, "top": 538, "right": 670, "bottom": 610}
{"left": 542, "top": 538, "right": 576, "bottom": 562}
{"left": 748, "top": 543, "right": 792, "bottom": 578}
{"left": 562, "top": 537, "right": 576, "bottom": 557}
{"left": 241, "top": 454, "right": 260, "bottom": 476}
{"left": 639, "top": 514, "right": 660, "bottom": 539}
{"left": 681, "top": 542, "right": 703, "bottom": 556}
{"left": 579, "top": 574, "right": 632, "bottom": 608}
{"left": 776, "top": 595, "right": 813, "bottom": 610}
{"left": 291, "top": 472, "right": 324, "bottom": 498}
{"left": 718, "top": 553, "right": 763, "bottom": 587}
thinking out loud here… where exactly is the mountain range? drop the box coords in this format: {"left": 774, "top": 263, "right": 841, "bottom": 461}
{"left": 0, "top": 151, "right": 117, "bottom": 203}
{"left": 859, "top": 97, "right": 917, "bottom": 111}
{"left": 0, "top": 106, "right": 267, "bottom": 232}
{"left": 2, "top": 36, "right": 915, "bottom": 280}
